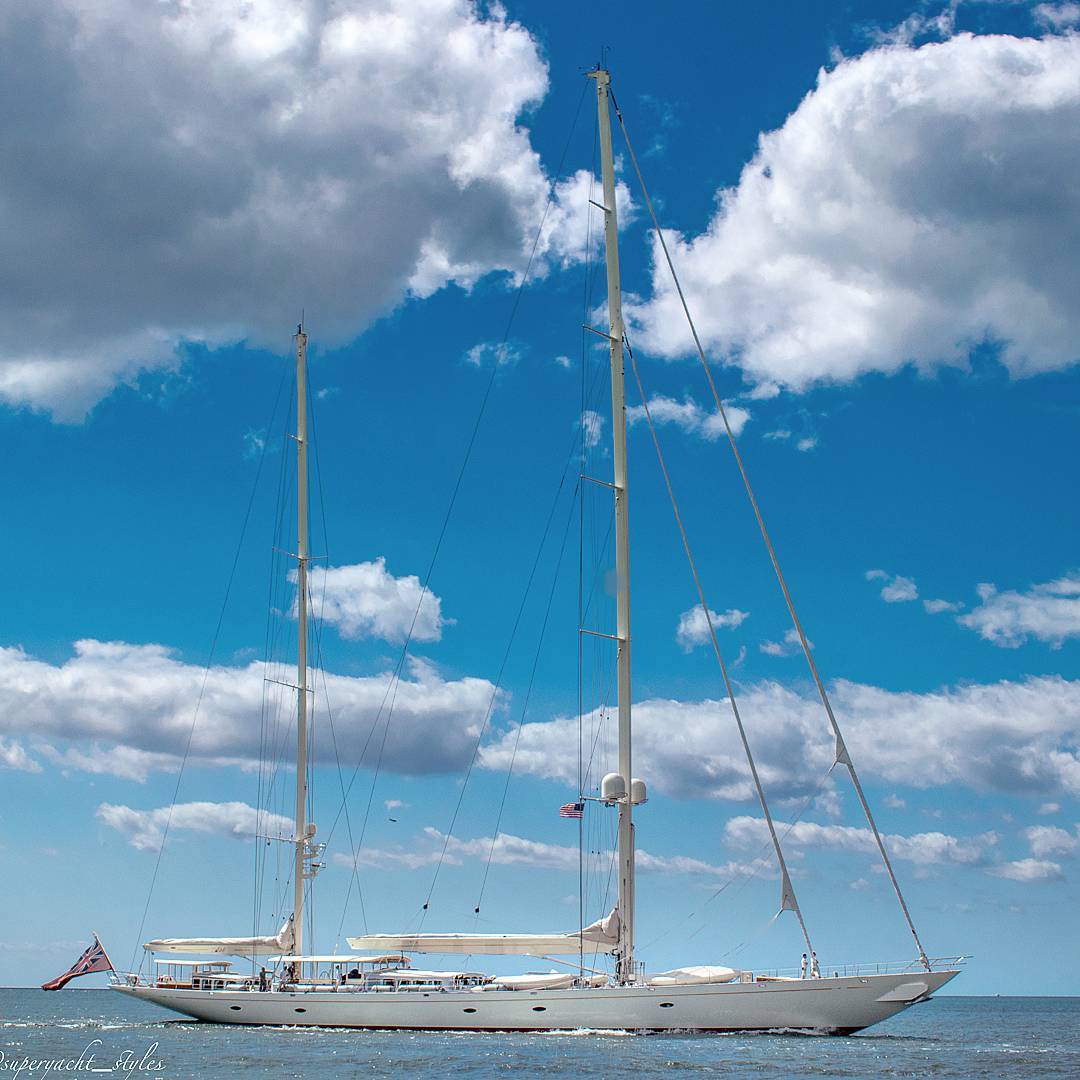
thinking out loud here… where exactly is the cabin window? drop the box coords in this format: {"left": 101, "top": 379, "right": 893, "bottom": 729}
{"left": 463, "top": 1008, "right": 477, "bottom": 1014}
{"left": 532, "top": 1006, "right": 546, "bottom": 1012}
{"left": 295, "top": 1008, "right": 307, "bottom": 1014}
{"left": 659, "top": 1002, "right": 674, "bottom": 1009}
{"left": 229, "top": 1006, "right": 241, "bottom": 1011}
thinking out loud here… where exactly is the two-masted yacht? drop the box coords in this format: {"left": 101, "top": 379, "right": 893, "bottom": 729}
{"left": 110, "top": 69, "right": 961, "bottom": 1033}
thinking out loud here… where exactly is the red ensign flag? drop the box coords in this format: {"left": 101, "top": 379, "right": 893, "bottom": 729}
{"left": 41, "top": 937, "right": 113, "bottom": 991}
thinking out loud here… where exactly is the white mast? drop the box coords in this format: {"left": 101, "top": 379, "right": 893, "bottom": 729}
{"left": 293, "top": 325, "right": 310, "bottom": 956}
{"left": 591, "top": 68, "right": 635, "bottom": 982}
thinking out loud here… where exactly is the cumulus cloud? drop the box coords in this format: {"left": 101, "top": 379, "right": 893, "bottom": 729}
{"left": 724, "top": 815, "right": 999, "bottom": 868}
{"left": 464, "top": 342, "right": 521, "bottom": 369}
{"left": 301, "top": 558, "right": 447, "bottom": 644}
{"left": 629, "top": 34, "right": 1080, "bottom": 391}
{"left": 1034, "top": 3, "right": 1080, "bottom": 31}
{"left": 759, "top": 627, "right": 811, "bottom": 658}
{"left": 626, "top": 395, "right": 749, "bottom": 440}
{"left": 676, "top": 606, "right": 749, "bottom": 651}
{"left": 1038, "top": 802, "right": 1061, "bottom": 816}
{"left": 0, "top": 639, "right": 496, "bottom": 781}
{"left": 0, "top": 0, "right": 604, "bottom": 419}
{"left": 1023, "top": 824, "right": 1077, "bottom": 858}
{"left": 924, "top": 598, "right": 963, "bottom": 614}
{"left": 957, "top": 573, "right": 1080, "bottom": 648}
{"left": 97, "top": 800, "right": 292, "bottom": 852}
{"left": 581, "top": 409, "right": 605, "bottom": 449}
{"left": 866, "top": 569, "right": 918, "bottom": 603}
{"left": 990, "top": 858, "right": 1063, "bottom": 883}
{"left": 479, "top": 675, "right": 1080, "bottom": 801}
{"left": 0, "top": 738, "right": 41, "bottom": 773}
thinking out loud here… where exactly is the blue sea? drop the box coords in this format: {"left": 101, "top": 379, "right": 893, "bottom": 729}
{"left": 1, "top": 989, "right": 1077, "bottom": 1078}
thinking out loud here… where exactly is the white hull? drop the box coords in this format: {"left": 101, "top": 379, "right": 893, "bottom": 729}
{"left": 113, "top": 968, "right": 957, "bottom": 1034}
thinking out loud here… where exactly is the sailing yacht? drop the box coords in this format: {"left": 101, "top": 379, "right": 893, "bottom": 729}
{"left": 110, "top": 69, "right": 961, "bottom": 1033}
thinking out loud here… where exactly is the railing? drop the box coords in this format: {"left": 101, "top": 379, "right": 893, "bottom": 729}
{"left": 754, "top": 956, "right": 968, "bottom": 980}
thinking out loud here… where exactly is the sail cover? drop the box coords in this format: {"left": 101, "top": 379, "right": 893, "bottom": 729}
{"left": 346, "top": 908, "right": 620, "bottom": 956}
{"left": 144, "top": 917, "right": 295, "bottom": 956}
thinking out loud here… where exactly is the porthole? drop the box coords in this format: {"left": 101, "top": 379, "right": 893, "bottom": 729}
{"left": 229, "top": 1006, "right": 241, "bottom": 1011}
{"left": 659, "top": 1002, "right": 674, "bottom": 1009}
{"left": 295, "top": 1008, "right": 307, "bottom": 1014}
{"left": 463, "top": 1008, "right": 477, "bottom": 1014}
{"left": 532, "top": 1006, "right": 546, "bottom": 1012}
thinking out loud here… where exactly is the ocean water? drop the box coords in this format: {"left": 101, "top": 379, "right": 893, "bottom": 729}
{"left": 0, "top": 989, "right": 1077, "bottom": 1078}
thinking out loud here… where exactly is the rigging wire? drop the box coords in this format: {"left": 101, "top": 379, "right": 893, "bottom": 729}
{"left": 324, "top": 81, "right": 592, "bottom": 932}
{"left": 130, "top": 351, "right": 291, "bottom": 973}
{"left": 419, "top": 443, "right": 576, "bottom": 915}
{"left": 623, "top": 334, "right": 816, "bottom": 959}
{"left": 473, "top": 475, "right": 580, "bottom": 913}
{"left": 304, "top": 367, "right": 373, "bottom": 943}
{"left": 610, "top": 91, "right": 930, "bottom": 971}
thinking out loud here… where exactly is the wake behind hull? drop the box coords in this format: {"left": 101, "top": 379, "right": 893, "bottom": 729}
{"left": 112, "top": 968, "right": 957, "bottom": 1034}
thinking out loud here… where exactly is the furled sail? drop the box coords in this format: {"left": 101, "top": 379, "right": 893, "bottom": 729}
{"left": 346, "top": 908, "right": 620, "bottom": 956}
{"left": 144, "top": 917, "right": 294, "bottom": 956}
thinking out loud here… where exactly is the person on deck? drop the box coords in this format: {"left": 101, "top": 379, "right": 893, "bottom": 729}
{"left": 800, "top": 953, "right": 808, "bottom": 979}
{"left": 811, "top": 951, "right": 821, "bottom": 979}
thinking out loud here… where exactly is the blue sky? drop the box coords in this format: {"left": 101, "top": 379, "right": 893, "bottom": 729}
{"left": 2, "top": 0, "right": 1079, "bottom": 996}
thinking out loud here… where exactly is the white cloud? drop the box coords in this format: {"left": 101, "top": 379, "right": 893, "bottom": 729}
{"left": 1034, "top": 3, "right": 1080, "bottom": 31}
{"left": 479, "top": 674, "right": 1080, "bottom": 801}
{"left": 676, "top": 606, "right": 749, "bottom": 651}
{"left": 464, "top": 342, "right": 521, "bottom": 368}
{"left": 759, "top": 627, "right": 811, "bottom": 658}
{"left": 553, "top": 355, "right": 572, "bottom": 370}
{"left": 384, "top": 799, "right": 408, "bottom": 812}
{"left": 97, "top": 801, "right": 292, "bottom": 852}
{"left": 0, "top": 639, "right": 497, "bottom": 781}
{"left": 724, "top": 815, "right": 999, "bottom": 868}
{"left": 866, "top": 569, "right": 918, "bottom": 603}
{"left": 301, "top": 558, "right": 447, "bottom": 644}
{"left": 0, "top": 0, "right": 601, "bottom": 419}
{"left": 795, "top": 436, "right": 818, "bottom": 452}
{"left": 869, "top": 7, "right": 956, "bottom": 47}
{"left": 990, "top": 858, "right": 1063, "bottom": 883}
{"left": 884, "top": 794, "right": 906, "bottom": 809}
{"left": 334, "top": 847, "right": 448, "bottom": 871}
{"left": 581, "top": 409, "right": 605, "bottom": 449}
{"left": 1023, "top": 824, "right": 1077, "bottom": 858}
{"left": 0, "top": 738, "right": 41, "bottom": 774}
{"left": 924, "top": 598, "right": 963, "bottom": 614}
{"left": 1038, "top": 802, "right": 1061, "bottom": 816}
{"left": 958, "top": 573, "right": 1080, "bottom": 648}
{"left": 39, "top": 744, "right": 180, "bottom": 783}
{"left": 626, "top": 395, "right": 749, "bottom": 440}
{"left": 629, "top": 34, "right": 1080, "bottom": 392}
{"left": 335, "top": 826, "right": 756, "bottom": 878}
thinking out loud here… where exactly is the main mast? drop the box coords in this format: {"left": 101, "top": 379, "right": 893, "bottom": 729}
{"left": 293, "top": 325, "right": 310, "bottom": 956}
{"left": 591, "top": 68, "right": 636, "bottom": 982}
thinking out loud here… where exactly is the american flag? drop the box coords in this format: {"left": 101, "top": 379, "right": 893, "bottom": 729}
{"left": 559, "top": 801, "right": 585, "bottom": 819}
{"left": 41, "top": 937, "right": 113, "bottom": 991}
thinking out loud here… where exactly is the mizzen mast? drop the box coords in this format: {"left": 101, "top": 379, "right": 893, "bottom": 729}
{"left": 590, "top": 68, "right": 637, "bottom": 983}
